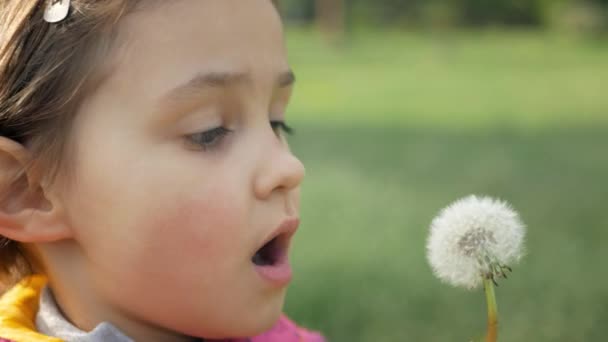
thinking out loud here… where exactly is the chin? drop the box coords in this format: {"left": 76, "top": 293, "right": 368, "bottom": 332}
{"left": 255, "top": 305, "right": 284, "bottom": 333}
{"left": 240, "top": 293, "right": 285, "bottom": 337}
{"left": 239, "top": 294, "right": 285, "bottom": 337}
{"left": 190, "top": 291, "right": 286, "bottom": 339}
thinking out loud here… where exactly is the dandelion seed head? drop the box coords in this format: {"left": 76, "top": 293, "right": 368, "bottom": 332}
{"left": 426, "top": 195, "right": 526, "bottom": 289}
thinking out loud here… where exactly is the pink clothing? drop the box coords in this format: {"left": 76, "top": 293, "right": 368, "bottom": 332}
{"left": 216, "top": 315, "right": 325, "bottom": 342}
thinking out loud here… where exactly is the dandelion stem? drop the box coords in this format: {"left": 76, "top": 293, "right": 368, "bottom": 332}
{"left": 484, "top": 277, "right": 498, "bottom": 342}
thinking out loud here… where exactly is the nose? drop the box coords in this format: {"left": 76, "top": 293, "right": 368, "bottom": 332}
{"left": 253, "top": 132, "right": 305, "bottom": 200}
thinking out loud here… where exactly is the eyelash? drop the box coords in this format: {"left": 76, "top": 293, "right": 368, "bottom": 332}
{"left": 188, "top": 121, "right": 294, "bottom": 150}
{"left": 270, "top": 121, "right": 294, "bottom": 136}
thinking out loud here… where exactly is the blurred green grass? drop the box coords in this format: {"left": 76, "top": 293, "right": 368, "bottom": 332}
{"left": 283, "top": 29, "right": 608, "bottom": 341}
{"left": 286, "top": 29, "right": 607, "bottom": 128}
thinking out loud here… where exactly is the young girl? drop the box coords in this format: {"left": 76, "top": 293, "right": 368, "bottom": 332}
{"left": 0, "top": 0, "right": 325, "bottom": 341}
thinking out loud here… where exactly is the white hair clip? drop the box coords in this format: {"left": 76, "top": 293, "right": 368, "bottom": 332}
{"left": 43, "top": 0, "right": 71, "bottom": 23}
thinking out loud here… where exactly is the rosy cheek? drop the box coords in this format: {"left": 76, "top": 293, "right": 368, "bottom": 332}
{"left": 133, "top": 188, "right": 242, "bottom": 268}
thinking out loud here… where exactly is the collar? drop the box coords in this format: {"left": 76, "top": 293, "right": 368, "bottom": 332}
{"left": 0, "top": 275, "right": 61, "bottom": 342}
{"left": 0, "top": 276, "right": 131, "bottom": 342}
{"left": 36, "top": 286, "right": 133, "bottom": 342}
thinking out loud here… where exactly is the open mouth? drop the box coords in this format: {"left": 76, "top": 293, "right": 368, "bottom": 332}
{"left": 251, "top": 218, "right": 299, "bottom": 286}
{"left": 252, "top": 235, "right": 284, "bottom": 266}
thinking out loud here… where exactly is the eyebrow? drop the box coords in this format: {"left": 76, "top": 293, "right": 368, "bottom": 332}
{"left": 163, "top": 69, "right": 296, "bottom": 103}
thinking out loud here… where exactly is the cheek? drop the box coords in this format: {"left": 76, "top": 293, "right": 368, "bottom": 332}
{"left": 130, "top": 179, "right": 250, "bottom": 279}
{"left": 133, "top": 189, "right": 243, "bottom": 270}
{"left": 69, "top": 162, "right": 250, "bottom": 283}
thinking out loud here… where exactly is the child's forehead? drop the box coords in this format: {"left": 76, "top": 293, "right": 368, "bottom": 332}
{"left": 120, "top": 0, "right": 284, "bottom": 46}
{"left": 110, "top": 0, "right": 287, "bottom": 77}
{"left": 80, "top": 0, "right": 289, "bottom": 123}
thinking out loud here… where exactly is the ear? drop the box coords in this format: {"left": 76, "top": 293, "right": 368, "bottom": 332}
{"left": 0, "top": 137, "right": 72, "bottom": 243}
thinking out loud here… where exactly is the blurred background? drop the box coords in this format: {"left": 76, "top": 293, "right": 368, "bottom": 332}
{"left": 276, "top": 1, "right": 608, "bottom": 341}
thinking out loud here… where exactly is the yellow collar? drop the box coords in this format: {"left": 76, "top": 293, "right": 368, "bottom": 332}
{"left": 0, "top": 275, "right": 62, "bottom": 342}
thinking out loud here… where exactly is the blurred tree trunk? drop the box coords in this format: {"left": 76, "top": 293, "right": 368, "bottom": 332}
{"left": 315, "top": 0, "right": 345, "bottom": 42}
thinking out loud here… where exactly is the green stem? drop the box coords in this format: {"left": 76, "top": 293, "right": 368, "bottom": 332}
{"left": 484, "top": 277, "right": 498, "bottom": 342}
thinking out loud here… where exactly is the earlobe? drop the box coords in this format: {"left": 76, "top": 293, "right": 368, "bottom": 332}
{"left": 0, "top": 208, "right": 72, "bottom": 243}
{"left": 0, "top": 137, "right": 72, "bottom": 243}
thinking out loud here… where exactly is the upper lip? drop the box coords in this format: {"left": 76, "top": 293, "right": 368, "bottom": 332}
{"left": 253, "top": 217, "right": 300, "bottom": 256}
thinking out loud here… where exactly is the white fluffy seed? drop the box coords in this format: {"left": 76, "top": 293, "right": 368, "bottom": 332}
{"left": 426, "top": 195, "right": 526, "bottom": 289}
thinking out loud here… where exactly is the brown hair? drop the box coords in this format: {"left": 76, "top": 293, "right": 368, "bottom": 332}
{"left": 0, "top": 0, "right": 143, "bottom": 291}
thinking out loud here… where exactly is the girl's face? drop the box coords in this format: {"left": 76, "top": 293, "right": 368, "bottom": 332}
{"left": 53, "top": 0, "right": 304, "bottom": 339}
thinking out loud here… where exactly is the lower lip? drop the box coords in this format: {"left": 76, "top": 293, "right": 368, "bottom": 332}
{"left": 253, "top": 254, "right": 293, "bottom": 287}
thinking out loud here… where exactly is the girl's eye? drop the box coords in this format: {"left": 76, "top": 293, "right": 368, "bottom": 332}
{"left": 187, "top": 126, "right": 233, "bottom": 150}
{"left": 186, "top": 121, "right": 293, "bottom": 151}
{"left": 270, "top": 121, "right": 294, "bottom": 138}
